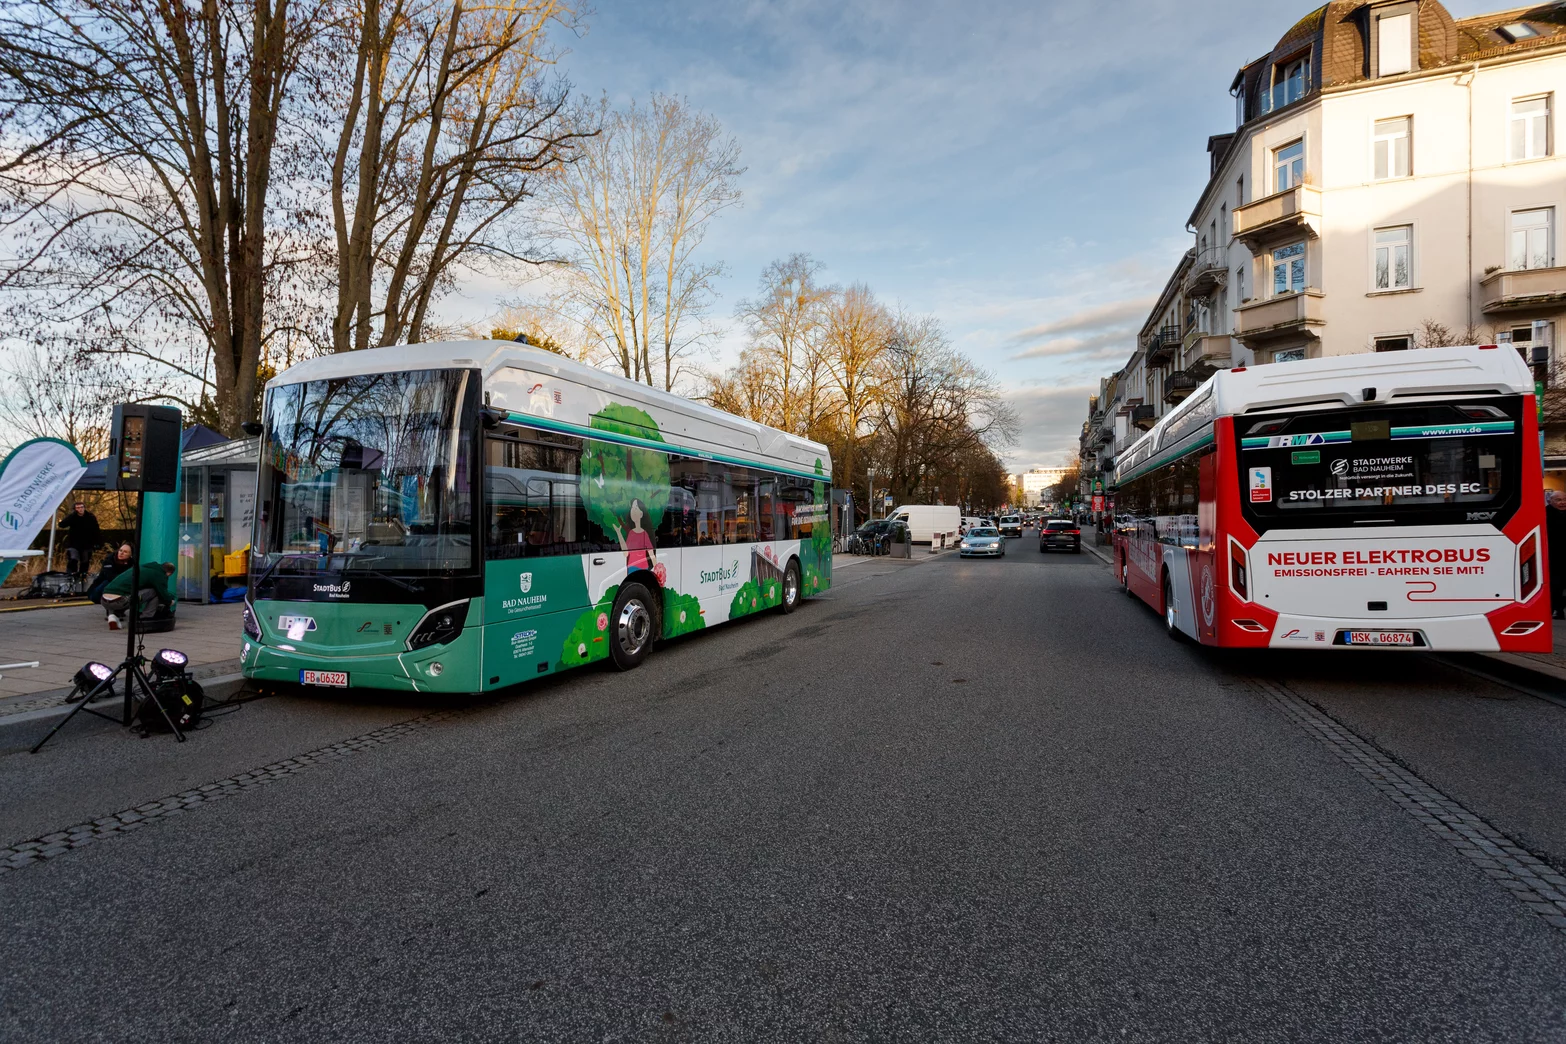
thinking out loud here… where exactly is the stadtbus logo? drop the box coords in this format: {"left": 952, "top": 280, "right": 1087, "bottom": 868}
{"left": 520, "top": 572, "right": 533, "bottom": 593}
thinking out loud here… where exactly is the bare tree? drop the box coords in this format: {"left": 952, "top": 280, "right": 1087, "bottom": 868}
{"left": 734, "top": 254, "right": 831, "bottom": 432}
{"left": 321, "top": 0, "right": 584, "bottom": 354}
{"left": 544, "top": 94, "right": 743, "bottom": 390}
{"left": 870, "top": 314, "right": 1017, "bottom": 504}
{"left": 0, "top": 0, "right": 325, "bottom": 435}
{"left": 819, "top": 282, "right": 890, "bottom": 501}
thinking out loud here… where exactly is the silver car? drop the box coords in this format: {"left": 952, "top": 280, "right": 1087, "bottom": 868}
{"left": 959, "top": 526, "right": 1005, "bottom": 558}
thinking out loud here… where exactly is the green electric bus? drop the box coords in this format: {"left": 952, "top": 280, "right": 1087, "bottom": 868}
{"left": 241, "top": 342, "right": 833, "bottom": 693}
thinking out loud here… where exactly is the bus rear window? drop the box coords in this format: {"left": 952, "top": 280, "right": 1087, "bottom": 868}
{"left": 1237, "top": 398, "right": 1523, "bottom": 530}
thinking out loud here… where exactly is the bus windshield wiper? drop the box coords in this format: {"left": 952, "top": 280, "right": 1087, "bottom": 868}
{"left": 251, "top": 552, "right": 318, "bottom": 591}
{"left": 330, "top": 552, "right": 424, "bottom": 593}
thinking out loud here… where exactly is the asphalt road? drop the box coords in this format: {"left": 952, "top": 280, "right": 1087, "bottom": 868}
{"left": 4, "top": 538, "right": 1566, "bottom": 1042}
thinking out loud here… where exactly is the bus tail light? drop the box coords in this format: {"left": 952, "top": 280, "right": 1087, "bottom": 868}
{"left": 1228, "top": 537, "right": 1249, "bottom": 601}
{"left": 1518, "top": 529, "right": 1541, "bottom": 602}
{"left": 1502, "top": 621, "right": 1544, "bottom": 636}
{"left": 1233, "top": 620, "right": 1268, "bottom": 633}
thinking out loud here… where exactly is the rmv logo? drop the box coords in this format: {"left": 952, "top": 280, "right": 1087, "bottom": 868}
{"left": 520, "top": 572, "right": 533, "bottom": 593}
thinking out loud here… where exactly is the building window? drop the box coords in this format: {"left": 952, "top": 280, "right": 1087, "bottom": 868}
{"left": 1272, "top": 242, "right": 1306, "bottom": 296}
{"left": 1236, "top": 265, "right": 1246, "bottom": 303}
{"left": 1503, "top": 322, "right": 1558, "bottom": 373}
{"left": 1221, "top": 203, "right": 1229, "bottom": 241}
{"left": 1511, "top": 208, "right": 1554, "bottom": 270}
{"left": 1374, "top": 336, "right": 1411, "bottom": 352}
{"left": 1378, "top": 13, "right": 1412, "bottom": 76}
{"left": 1510, "top": 96, "right": 1552, "bottom": 161}
{"left": 1373, "top": 117, "right": 1411, "bottom": 179}
{"left": 1274, "top": 140, "right": 1304, "bottom": 192}
{"left": 1374, "top": 226, "right": 1412, "bottom": 290}
{"left": 1236, "top": 176, "right": 1244, "bottom": 206}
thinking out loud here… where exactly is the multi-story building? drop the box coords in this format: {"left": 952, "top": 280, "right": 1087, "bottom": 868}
{"left": 1019, "top": 466, "right": 1073, "bottom": 507}
{"left": 1084, "top": 0, "right": 1566, "bottom": 480}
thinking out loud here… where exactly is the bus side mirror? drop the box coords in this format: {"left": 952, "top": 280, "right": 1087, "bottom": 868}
{"left": 241, "top": 421, "right": 263, "bottom": 436}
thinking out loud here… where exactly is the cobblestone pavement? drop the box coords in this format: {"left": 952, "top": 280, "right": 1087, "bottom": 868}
{"left": 0, "top": 602, "right": 242, "bottom": 702}
{"left": 3, "top": 546, "right": 1565, "bottom": 1041}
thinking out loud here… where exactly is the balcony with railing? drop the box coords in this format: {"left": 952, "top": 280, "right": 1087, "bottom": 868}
{"left": 1184, "top": 247, "right": 1228, "bottom": 297}
{"left": 1162, "top": 371, "right": 1203, "bottom": 406}
{"left": 1233, "top": 290, "right": 1325, "bottom": 346}
{"left": 1131, "top": 403, "right": 1156, "bottom": 431}
{"left": 1233, "top": 184, "right": 1321, "bottom": 249}
{"left": 1144, "top": 325, "right": 1180, "bottom": 366}
{"left": 1480, "top": 266, "right": 1566, "bottom": 315}
{"left": 1255, "top": 70, "right": 1311, "bottom": 118}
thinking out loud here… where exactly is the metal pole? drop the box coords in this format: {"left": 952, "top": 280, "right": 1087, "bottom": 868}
{"left": 124, "top": 491, "right": 142, "bottom": 724}
{"left": 46, "top": 513, "right": 57, "bottom": 572}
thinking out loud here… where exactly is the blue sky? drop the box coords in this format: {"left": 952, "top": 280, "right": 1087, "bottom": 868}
{"left": 529, "top": 0, "right": 1501, "bottom": 471}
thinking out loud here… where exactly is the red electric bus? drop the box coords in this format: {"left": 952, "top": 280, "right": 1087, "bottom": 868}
{"left": 1112, "top": 345, "right": 1550, "bottom": 651}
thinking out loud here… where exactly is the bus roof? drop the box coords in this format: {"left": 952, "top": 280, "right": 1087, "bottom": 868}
{"left": 1117, "top": 346, "right": 1532, "bottom": 484}
{"left": 266, "top": 340, "right": 833, "bottom": 480}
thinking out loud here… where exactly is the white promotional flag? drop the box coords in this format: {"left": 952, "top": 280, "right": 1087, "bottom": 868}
{"left": 0, "top": 438, "right": 89, "bottom": 553}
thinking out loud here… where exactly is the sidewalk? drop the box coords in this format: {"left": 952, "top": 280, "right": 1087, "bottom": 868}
{"left": 0, "top": 602, "right": 242, "bottom": 716}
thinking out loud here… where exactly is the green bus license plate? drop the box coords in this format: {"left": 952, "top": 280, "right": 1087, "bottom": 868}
{"left": 300, "top": 670, "right": 349, "bottom": 687}
{"left": 1346, "top": 631, "right": 1416, "bottom": 646}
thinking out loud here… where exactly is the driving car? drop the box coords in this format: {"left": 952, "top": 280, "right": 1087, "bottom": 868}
{"left": 998, "top": 515, "right": 1023, "bottom": 537}
{"left": 1039, "top": 518, "right": 1082, "bottom": 553}
{"left": 959, "top": 526, "right": 1005, "bottom": 558}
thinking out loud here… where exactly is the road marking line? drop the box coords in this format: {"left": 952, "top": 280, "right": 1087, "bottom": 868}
{"left": 1248, "top": 676, "right": 1566, "bottom": 934}
{"left": 0, "top": 707, "right": 473, "bottom": 875}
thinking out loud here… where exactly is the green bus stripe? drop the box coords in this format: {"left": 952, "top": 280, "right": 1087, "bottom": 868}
{"left": 1240, "top": 420, "right": 1515, "bottom": 450}
{"left": 504, "top": 411, "right": 830, "bottom": 483}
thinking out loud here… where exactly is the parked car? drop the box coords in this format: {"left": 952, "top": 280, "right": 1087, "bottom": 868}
{"left": 959, "top": 526, "right": 1005, "bottom": 558}
{"left": 998, "top": 515, "right": 1023, "bottom": 537}
{"left": 849, "top": 519, "right": 893, "bottom": 554}
{"left": 1039, "top": 518, "right": 1082, "bottom": 553}
{"left": 885, "top": 504, "right": 961, "bottom": 545}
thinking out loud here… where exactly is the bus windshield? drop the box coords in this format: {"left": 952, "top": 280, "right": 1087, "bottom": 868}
{"left": 255, "top": 369, "right": 477, "bottom": 579}
{"left": 1237, "top": 396, "right": 1523, "bottom": 531}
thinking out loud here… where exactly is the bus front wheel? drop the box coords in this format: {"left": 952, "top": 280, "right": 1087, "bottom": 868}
{"left": 610, "top": 583, "right": 656, "bottom": 671}
{"left": 777, "top": 559, "right": 802, "bottom": 615}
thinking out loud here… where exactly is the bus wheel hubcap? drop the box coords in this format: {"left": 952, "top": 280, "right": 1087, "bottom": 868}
{"left": 784, "top": 569, "right": 798, "bottom": 605}
{"left": 619, "top": 601, "right": 650, "bottom": 653}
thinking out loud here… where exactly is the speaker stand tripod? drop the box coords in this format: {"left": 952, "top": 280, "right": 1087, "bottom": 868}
{"left": 30, "top": 489, "right": 186, "bottom": 753}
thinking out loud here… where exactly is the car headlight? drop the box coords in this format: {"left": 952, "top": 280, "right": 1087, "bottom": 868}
{"left": 242, "top": 603, "right": 262, "bottom": 641}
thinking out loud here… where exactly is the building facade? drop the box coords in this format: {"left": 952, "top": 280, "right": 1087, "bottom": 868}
{"left": 1019, "top": 466, "right": 1073, "bottom": 507}
{"left": 1082, "top": 0, "right": 1566, "bottom": 487}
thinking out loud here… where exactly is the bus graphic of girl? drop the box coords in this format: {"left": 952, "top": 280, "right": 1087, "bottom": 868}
{"left": 613, "top": 497, "right": 659, "bottom": 573}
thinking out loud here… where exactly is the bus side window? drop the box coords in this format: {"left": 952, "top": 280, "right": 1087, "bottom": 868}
{"left": 658, "top": 486, "right": 690, "bottom": 549}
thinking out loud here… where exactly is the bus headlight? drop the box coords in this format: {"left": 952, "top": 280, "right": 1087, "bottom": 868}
{"left": 407, "top": 600, "right": 470, "bottom": 650}
{"left": 242, "top": 603, "right": 262, "bottom": 641}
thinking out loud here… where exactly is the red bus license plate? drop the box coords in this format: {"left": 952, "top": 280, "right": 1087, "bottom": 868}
{"left": 300, "top": 670, "right": 349, "bottom": 687}
{"left": 1346, "top": 631, "right": 1416, "bottom": 646}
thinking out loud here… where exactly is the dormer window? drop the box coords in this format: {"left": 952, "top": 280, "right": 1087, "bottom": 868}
{"left": 1260, "top": 55, "right": 1310, "bottom": 114}
{"left": 1498, "top": 22, "right": 1538, "bottom": 43}
{"left": 1378, "top": 12, "right": 1413, "bottom": 76}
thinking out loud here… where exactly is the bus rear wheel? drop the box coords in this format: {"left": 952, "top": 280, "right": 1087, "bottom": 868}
{"left": 1162, "top": 573, "right": 1182, "bottom": 640}
{"left": 609, "top": 583, "right": 656, "bottom": 671}
{"left": 777, "top": 559, "right": 801, "bottom": 615}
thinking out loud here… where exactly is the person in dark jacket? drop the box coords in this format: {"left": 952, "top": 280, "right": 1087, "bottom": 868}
{"left": 101, "top": 561, "right": 175, "bottom": 630}
{"left": 88, "top": 543, "right": 134, "bottom": 605}
{"left": 1547, "top": 490, "right": 1566, "bottom": 619}
{"left": 58, "top": 502, "right": 101, "bottom": 580}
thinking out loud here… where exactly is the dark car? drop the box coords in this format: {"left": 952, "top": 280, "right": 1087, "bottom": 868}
{"left": 1039, "top": 518, "right": 1081, "bottom": 553}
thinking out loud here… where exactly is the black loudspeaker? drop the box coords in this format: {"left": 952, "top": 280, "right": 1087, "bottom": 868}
{"left": 106, "top": 404, "right": 182, "bottom": 493}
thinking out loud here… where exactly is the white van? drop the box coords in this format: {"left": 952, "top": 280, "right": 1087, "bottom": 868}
{"left": 886, "top": 505, "right": 962, "bottom": 545}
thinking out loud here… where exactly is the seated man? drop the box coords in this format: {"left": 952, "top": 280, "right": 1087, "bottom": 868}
{"left": 100, "top": 561, "right": 176, "bottom": 631}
